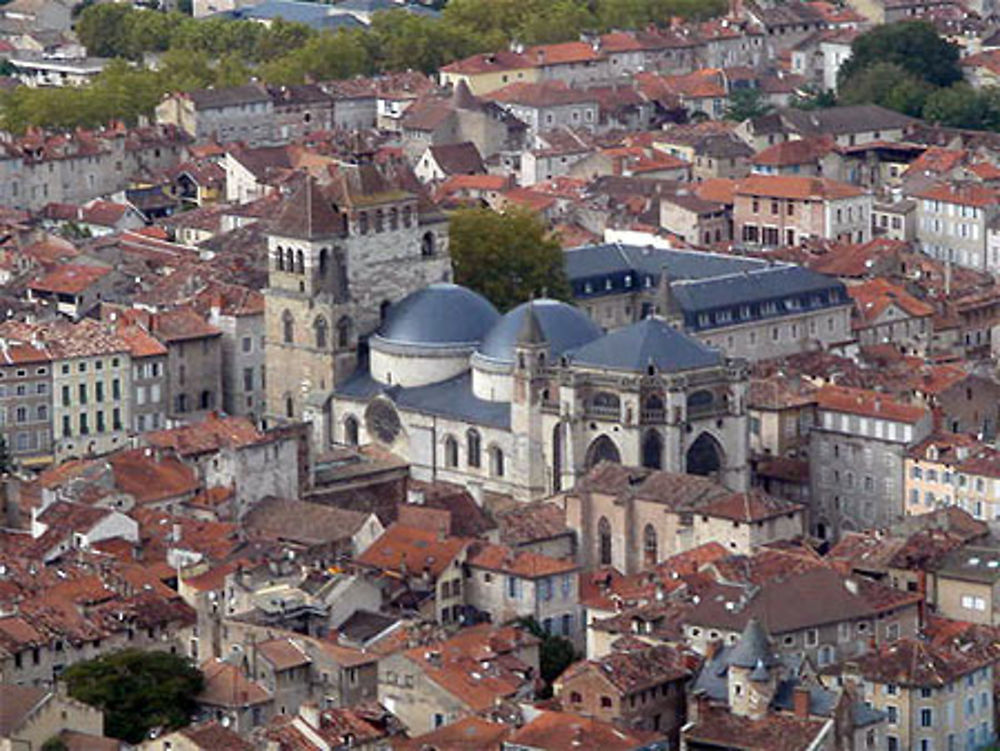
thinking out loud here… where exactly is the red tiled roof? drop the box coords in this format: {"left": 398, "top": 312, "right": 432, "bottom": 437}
{"left": 29, "top": 264, "right": 111, "bottom": 295}
{"left": 752, "top": 135, "right": 835, "bottom": 166}
{"left": 815, "top": 384, "right": 928, "bottom": 424}
{"left": 467, "top": 542, "right": 578, "bottom": 578}
{"left": 914, "top": 181, "right": 999, "bottom": 208}
{"left": 848, "top": 277, "right": 935, "bottom": 322}
{"left": 356, "top": 523, "right": 470, "bottom": 579}
{"left": 737, "top": 174, "right": 865, "bottom": 200}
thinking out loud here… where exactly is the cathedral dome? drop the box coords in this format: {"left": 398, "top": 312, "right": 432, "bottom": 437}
{"left": 476, "top": 299, "right": 603, "bottom": 364}
{"left": 377, "top": 283, "right": 500, "bottom": 348}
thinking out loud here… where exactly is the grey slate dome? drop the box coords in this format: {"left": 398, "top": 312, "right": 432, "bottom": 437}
{"left": 377, "top": 284, "right": 500, "bottom": 347}
{"left": 477, "top": 299, "right": 603, "bottom": 364}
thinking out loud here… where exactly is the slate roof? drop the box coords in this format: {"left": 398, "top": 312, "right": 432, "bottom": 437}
{"left": 567, "top": 317, "right": 722, "bottom": 373}
{"left": 376, "top": 283, "right": 499, "bottom": 348}
{"left": 427, "top": 141, "right": 485, "bottom": 176}
{"left": 564, "top": 242, "right": 766, "bottom": 287}
{"left": 670, "top": 264, "right": 846, "bottom": 324}
{"left": 337, "top": 369, "right": 511, "bottom": 429}
{"left": 187, "top": 83, "right": 271, "bottom": 110}
{"left": 476, "top": 299, "right": 602, "bottom": 365}
{"left": 775, "top": 104, "right": 914, "bottom": 137}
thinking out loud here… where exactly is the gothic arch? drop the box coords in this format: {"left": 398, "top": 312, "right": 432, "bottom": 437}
{"left": 318, "top": 248, "right": 329, "bottom": 278}
{"left": 598, "top": 516, "right": 612, "bottom": 566}
{"left": 422, "top": 231, "right": 436, "bottom": 257}
{"left": 467, "top": 429, "right": 482, "bottom": 468}
{"left": 643, "top": 523, "right": 658, "bottom": 567}
{"left": 275, "top": 245, "right": 285, "bottom": 271}
{"left": 281, "top": 310, "right": 295, "bottom": 344}
{"left": 444, "top": 435, "right": 459, "bottom": 467}
{"left": 336, "top": 316, "right": 352, "bottom": 349}
{"left": 344, "top": 415, "right": 359, "bottom": 446}
{"left": 295, "top": 249, "right": 305, "bottom": 274}
{"left": 686, "top": 431, "right": 724, "bottom": 478}
{"left": 314, "top": 316, "right": 328, "bottom": 349}
{"left": 284, "top": 393, "right": 294, "bottom": 419}
{"left": 585, "top": 435, "right": 621, "bottom": 469}
{"left": 642, "top": 430, "right": 663, "bottom": 470}
{"left": 489, "top": 445, "right": 505, "bottom": 477}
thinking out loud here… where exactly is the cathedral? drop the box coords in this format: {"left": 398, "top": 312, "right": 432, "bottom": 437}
{"left": 263, "top": 168, "right": 451, "bottom": 424}
{"left": 327, "top": 284, "right": 750, "bottom": 502}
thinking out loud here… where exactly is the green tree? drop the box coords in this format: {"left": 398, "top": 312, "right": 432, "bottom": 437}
{"left": 0, "top": 436, "right": 12, "bottom": 474}
{"left": 838, "top": 61, "right": 932, "bottom": 117}
{"left": 922, "top": 84, "right": 1000, "bottom": 130}
{"left": 518, "top": 0, "right": 596, "bottom": 45}
{"left": 63, "top": 649, "right": 203, "bottom": 744}
{"left": 75, "top": 3, "right": 133, "bottom": 57}
{"left": 40, "top": 738, "right": 67, "bottom": 751}
{"left": 724, "top": 87, "right": 773, "bottom": 121}
{"left": 449, "top": 207, "right": 571, "bottom": 312}
{"left": 837, "top": 21, "right": 961, "bottom": 90}
{"left": 517, "top": 617, "right": 578, "bottom": 699}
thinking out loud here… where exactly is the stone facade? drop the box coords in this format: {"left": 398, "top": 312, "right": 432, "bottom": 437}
{"left": 264, "top": 171, "right": 450, "bottom": 426}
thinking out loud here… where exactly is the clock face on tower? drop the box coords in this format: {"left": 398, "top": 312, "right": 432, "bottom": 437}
{"left": 365, "top": 399, "right": 401, "bottom": 444}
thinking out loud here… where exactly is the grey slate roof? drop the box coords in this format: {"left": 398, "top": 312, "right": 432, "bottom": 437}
{"left": 565, "top": 243, "right": 767, "bottom": 289}
{"left": 671, "top": 264, "right": 846, "bottom": 329}
{"left": 336, "top": 369, "right": 511, "bottom": 429}
{"left": 567, "top": 317, "right": 721, "bottom": 373}
{"left": 188, "top": 83, "right": 271, "bottom": 110}
{"left": 778, "top": 104, "right": 914, "bottom": 137}
{"left": 477, "top": 299, "right": 602, "bottom": 364}
{"left": 377, "top": 283, "right": 500, "bottom": 348}
{"left": 728, "top": 617, "right": 781, "bottom": 670}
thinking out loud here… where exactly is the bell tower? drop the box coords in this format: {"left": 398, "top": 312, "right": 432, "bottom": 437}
{"left": 263, "top": 176, "right": 354, "bottom": 424}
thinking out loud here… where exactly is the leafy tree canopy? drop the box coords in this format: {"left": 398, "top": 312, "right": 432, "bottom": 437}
{"left": 449, "top": 207, "right": 571, "bottom": 312}
{"left": 837, "top": 20, "right": 962, "bottom": 90}
{"left": 63, "top": 649, "right": 203, "bottom": 744}
{"left": 725, "top": 87, "right": 773, "bottom": 121}
{"left": 837, "top": 61, "right": 933, "bottom": 117}
{"left": 516, "top": 617, "right": 578, "bottom": 698}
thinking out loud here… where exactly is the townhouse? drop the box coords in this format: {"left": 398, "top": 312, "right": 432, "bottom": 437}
{"left": 847, "top": 277, "right": 935, "bottom": 355}
{"left": 0, "top": 334, "right": 53, "bottom": 467}
{"left": 734, "top": 174, "right": 872, "bottom": 247}
{"left": 810, "top": 385, "right": 933, "bottom": 541}
{"left": 683, "top": 567, "right": 922, "bottom": 669}
{"left": 914, "top": 182, "right": 1000, "bottom": 274}
{"left": 829, "top": 638, "right": 997, "bottom": 751}
{"left": 376, "top": 624, "right": 539, "bottom": 736}
{"left": 465, "top": 542, "right": 581, "bottom": 643}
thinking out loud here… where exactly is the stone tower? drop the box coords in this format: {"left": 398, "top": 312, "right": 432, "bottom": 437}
{"left": 264, "top": 165, "right": 451, "bottom": 429}
{"left": 511, "top": 304, "right": 549, "bottom": 499}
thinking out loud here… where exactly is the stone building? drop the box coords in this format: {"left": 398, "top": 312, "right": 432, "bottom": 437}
{"left": 565, "top": 243, "right": 853, "bottom": 362}
{"left": 553, "top": 643, "right": 692, "bottom": 741}
{"left": 332, "top": 284, "right": 749, "bottom": 503}
{"left": 914, "top": 182, "right": 1000, "bottom": 275}
{"left": 156, "top": 83, "right": 276, "bottom": 146}
{"left": 149, "top": 307, "right": 223, "bottom": 422}
{"left": 263, "top": 167, "right": 450, "bottom": 425}
{"left": 563, "top": 462, "right": 804, "bottom": 573}
{"left": 810, "top": 385, "right": 933, "bottom": 541}
{"left": 828, "top": 637, "right": 997, "bottom": 751}
{"left": 0, "top": 334, "right": 53, "bottom": 468}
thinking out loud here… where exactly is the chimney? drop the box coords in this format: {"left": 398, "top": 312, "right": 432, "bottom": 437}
{"left": 793, "top": 685, "right": 811, "bottom": 718}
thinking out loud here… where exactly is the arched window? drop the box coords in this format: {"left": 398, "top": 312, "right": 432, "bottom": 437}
{"left": 295, "top": 249, "right": 305, "bottom": 274}
{"left": 200, "top": 390, "right": 212, "bottom": 410}
{"left": 598, "top": 516, "right": 612, "bottom": 566}
{"left": 645, "top": 393, "right": 664, "bottom": 412}
{"left": 389, "top": 207, "right": 399, "bottom": 230}
{"left": 276, "top": 245, "right": 285, "bottom": 271}
{"left": 467, "top": 429, "right": 481, "bottom": 468}
{"left": 345, "top": 416, "right": 359, "bottom": 446}
{"left": 642, "top": 430, "right": 663, "bottom": 470}
{"left": 591, "top": 391, "right": 620, "bottom": 415}
{"left": 444, "top": 435, "right": 458, "bottom": 467}
{"left": 643, "top": 524, "right": 658, "bottom": 567}
{"left": 282, "top": 310, "right": 294, "bottom": 344}
{"left": 421, "top": 231, "right": 436, "bottom": 257}
{"left": 337, "top": 316, "right": 351, "bottom": 349}
{"left": 314, "top": 316, "right": 328, "bottom": 349}
{"left": 285, "top": 395, "right": 294, "bottom": 419}
{"left": 490, "top": 446, "right": 505, "bottom": 477}
{"left": 402, "top": 205, "right": 412, "bottom": 228}
{"left": 319, "top": 248, "right": 329, "bottom": 279}
{"left": 375, "top": 209, "right": 384, "bottom": 233}
{"left": 285, "top": 248, "right": 295, "bottom": 271}
{"left": 359, "top": 212, "right": 369, "bottom": 235}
